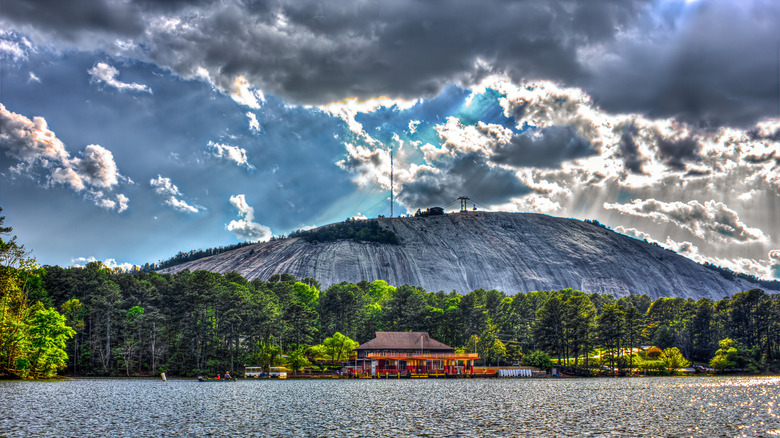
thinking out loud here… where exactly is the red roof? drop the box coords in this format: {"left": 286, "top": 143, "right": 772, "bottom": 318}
{"left": 355, "top": 332, "right": 454, "bottom": 352}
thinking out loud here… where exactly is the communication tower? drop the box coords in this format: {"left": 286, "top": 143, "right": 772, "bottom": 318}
{"left": 458, "top": 197, "right": 470, "bottom": 212}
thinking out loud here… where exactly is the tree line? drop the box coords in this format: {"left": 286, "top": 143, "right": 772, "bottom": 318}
{"left": 2, "top": 212, "right": 780, "bottom": 378}
{"left": 288, "top": 219, "right": 399, "bottom": 244}
{"left": 1, "top": 209, "right": 75, "bottom": 378}
{"left": 10, "top": 267, "right": 780, "bottom": 377}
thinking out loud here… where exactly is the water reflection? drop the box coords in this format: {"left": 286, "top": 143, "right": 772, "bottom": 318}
{"left": 0, "top": 376, "right": 778, "bottom": 437}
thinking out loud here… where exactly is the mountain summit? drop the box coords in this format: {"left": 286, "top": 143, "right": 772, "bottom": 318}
{"left": 160, "top": 212, "right": 768, "bottom": 300}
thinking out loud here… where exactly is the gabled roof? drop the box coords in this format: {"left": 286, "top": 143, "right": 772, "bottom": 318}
{"left": 355, "top": 332, "right": 454, "bottom": 352}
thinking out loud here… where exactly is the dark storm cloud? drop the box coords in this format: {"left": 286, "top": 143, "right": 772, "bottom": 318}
{"left": 2, "top": 1, "right": 647, "bottom": 102}
{"left": 490, "top": 126, "right": 595, "bottom": 168}
{"left": 656, "top": 136, "right": 701, "bottom": 171}
{"left": 587, "top": 0, "right": 780, "bottom": 128}
{"left": 2, "top": 0, "right": 780, "bottom": 121}
{"left": 398, "top": 152, "right": 531, "bottom": 209}
{"left": 5, "top": 1, "right": 779, "bottom": 125}
{"left": 619, "top": 125, "right": 644, "bottom": 174}
{"left": 2, "top": 0, "right": 146, "bottom": 39}
{"left": 2, "top": 0, "right": 215, "bottom": 38}
{"left": 749, "top": 126, "right": 780, "bottom": 142}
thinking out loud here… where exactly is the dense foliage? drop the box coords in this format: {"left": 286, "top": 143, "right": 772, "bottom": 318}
{"left": 0, "top": 209, "right": 74, "bottom": 378}
{"left": 3, "top": 203, "right": 780, "bottom": 377}
{"left": 289, "top": 219, "right": 399, "bottom": 244}
{"left": 26, "top": 264, "right": 780, "bottom": 377}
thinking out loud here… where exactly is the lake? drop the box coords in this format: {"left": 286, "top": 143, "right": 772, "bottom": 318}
{"left": 1, "top": 376, "right": 778, "bottom": 437}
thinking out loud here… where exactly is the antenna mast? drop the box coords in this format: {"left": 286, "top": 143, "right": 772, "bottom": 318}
{"left": 458, "top": 196, "right": 470, "bottom": 212}
{"left": 390, "top": 146, "right": 394, "bottom": 218}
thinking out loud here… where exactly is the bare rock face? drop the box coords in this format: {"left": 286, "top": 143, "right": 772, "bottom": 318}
{"left": 160, "top": 212, "right": 767, "bottom": 300}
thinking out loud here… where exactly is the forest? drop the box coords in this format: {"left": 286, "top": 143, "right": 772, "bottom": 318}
{"left": 2, "top": 210, "right": 780, "bottom": 378}
{"left": 288, "top": 218, "right": 399, "bottom": 244}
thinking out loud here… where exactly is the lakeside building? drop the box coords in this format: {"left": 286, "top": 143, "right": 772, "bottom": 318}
{"left": 348, "top": 331, "right": 479, "bottom": 377}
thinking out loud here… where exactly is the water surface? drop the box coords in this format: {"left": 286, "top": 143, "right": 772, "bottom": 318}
{"left": 1, "top": 376, "right": 778, "bottom": 437}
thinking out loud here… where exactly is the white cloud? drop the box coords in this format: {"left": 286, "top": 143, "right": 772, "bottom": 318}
{"left": 226, "top": 194, "right": 272, "bottom": 242}
{"left": 84, "top": 191, "right": 129, "bottom": 213}
{"left": 149, "top": 175, "right": 202, "bottom": 213}
{"left": 0, "top": 104, "right": 71, "bottom": 164}
{"left": 321, "top": 97, "right": 418, "bottom": 139}
{"left": 409, "top": 120, "right": 421, "bottom": 134}
{"left": 0, "top": 104, "right": 127, "bottom": 211}
{"left": 207, "top": 141, "right": 254, "bottom": 169}
{"left": 71, "top": 256, "right": 136, "bottom": 271}
{"left": 511, "top": 194, "right": 562, "bottom": 214}
{"left": 377, "top": 76, "right": 776, "bottom": 252}
{"left": 614, "top": 226, "right": 654, "bottom": 242}
{"left": 605, "top": 199, "right": 767, "bottom": 244}
{"left": 336, "top": 142, "right": 437, "bottom": 191}
{"left": 231, "top": 76, "right": 264, "bottom": 108}
{"left": 0, "top": 32, "right": 31, "bottom": 61}
{"left": 88, "top": 62, "right": 152, "bottom": 93}
{"left": 73, "top": 144, "right": 120, "bottom": 188}
{"left": 323, "top": 76, "right": 780, "bottom": 233}
{"left": 326, "top": 78, "right": 778, "bottom": 282}
{"left": 246, "top": 112, "right": 260, "bottom": 133}
{"left": 116, "top": 193, "right": 129, "bottom": 213}
{"left": 468, "top": 76, "right": 699, "bottom": 183}
{"left": 164, "top": 196, "right": 200, "bottom": 214}
{"left": 0, "top": 40, "right": 26, "bottom": 60}
{"left": 149, "top": 175, "right": 181, "bottom": 196}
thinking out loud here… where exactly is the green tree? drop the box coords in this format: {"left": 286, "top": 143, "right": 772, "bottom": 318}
{"left": 521, "top": 350, "right": 553, "bottom": 371}
{"left": 316, "top": 332, "right": 359, "bottom": 364}
{"left": 384, "top": 285, "right": 429, "bottom": 332}
{"left": 506, "top": 292, "right": 546, "bottom": 354}
{"left": 26, "top": 304, "right": 75, "bottom": 378}
{"left": 0, "top": 208, "right": 67, "bottom": 378}
{"left": 564, "top": 293, "right": 596, "bottom": 367}
{"left": 534, "top": 295, "right": 566, "bottom": 364}
{"left": 320, "top": 283, "right": 365, "bottom": 340}
{"left": 623, "top": 306, "right": 644, "bottom": 371}
{"left": 729, "top": 289, "right": 772, "bottom": 361}
{"left": 479, "top": 322, "right": 506, "bottom": 366}
{"left": 284, "top": 345, "right": 310, "bottom": 373}
{"left": 646, "top": 297, "right": 692, "bottom": 350}
{"left": 293, "top": 281, "right": 320, "bottom": 309}
{"left": 659, "top": 347, "right": 690, "bottom": 374}
{"left": 116, "top": 306, "right": 144, "bottom": 376}
{"left": 690, "top": 298, "right": 716, "bottom": 362}
{"left": 250, "top": 340, "right": 283, "bottom": 372}
{"left": 365, "top": 280, "right": 395, "bottom": 306}
{"left": 597, "top": 303, "right": 626, "bottom": 376}
{"left": 709, "top": 338, "right": 755, "bottom": 372}
{"left": 458, "top": 291, "right": 489, "bottom": 348}
{"left": 59, "top": 298, "right": 85, "bottom": 374}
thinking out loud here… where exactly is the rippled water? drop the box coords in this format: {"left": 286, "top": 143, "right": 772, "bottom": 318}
{"left": 1, "top": 376, "right": 779, "bottom": 437}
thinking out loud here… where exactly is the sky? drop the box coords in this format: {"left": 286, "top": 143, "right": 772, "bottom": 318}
{"left": 1, "top": 0, "right": 780, "bottom": 279}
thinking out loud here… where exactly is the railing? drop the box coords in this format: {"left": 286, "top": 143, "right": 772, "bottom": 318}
{"left": 365, "top": 352, "right": 479, "bottom": 359}
{"left": 352, "top": 365, "right": 472, "bottom": 376}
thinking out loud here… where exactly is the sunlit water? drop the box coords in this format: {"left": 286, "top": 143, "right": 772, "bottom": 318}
{"left": 1, "top": 376, "right": 778, "bottom": 437}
